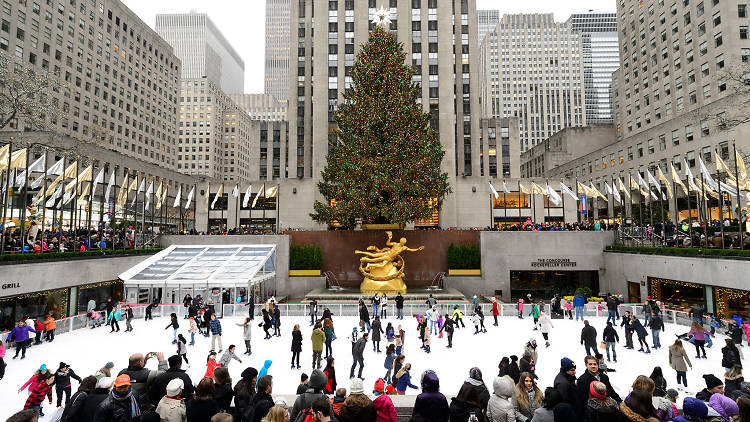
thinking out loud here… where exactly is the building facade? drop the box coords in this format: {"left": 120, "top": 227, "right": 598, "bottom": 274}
{"left": 289, "top": 0, "right": 494, "bottom": 228}
{"left": 477, "top": 9, "right": 499, "bottom": 44}
{"left": 479, "top": 13, "right": 586, "bottom": 153}
{"left": 178, "top": 77, "right": 256, "bottom": 182}
{"left": 520, "top": 125, "right": 617, "bottom": 177}
{"left": 229, "top": 93, "right": 288, "bottom": 121}
{"left": 547, "top": 0, "right": 750, "bottom": 222}
{"left": 568, "top": 12, "right": 619, "bottom": 124}
{"left": 155, "top": 12, "right": 244, "bottom": 94}
{"left": 0, "top": 0, "right": 181, "bottom": 170}
{"left": 265, "top": 0, "right": 290, "bottom": 103}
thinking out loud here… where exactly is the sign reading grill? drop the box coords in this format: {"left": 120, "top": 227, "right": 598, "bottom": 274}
{"left": 530, "top": 258, "right": 577, "bottom": 268}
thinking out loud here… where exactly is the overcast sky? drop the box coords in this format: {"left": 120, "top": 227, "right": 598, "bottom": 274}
{"left": 123, "top": 0, "right": 615, "bottom": 94}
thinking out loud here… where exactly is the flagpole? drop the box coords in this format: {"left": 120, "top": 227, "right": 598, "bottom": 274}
{"left": 685, "top": 157, "right": 694, "bottom": 247}
{"left": 503, "top": 180, "right": 507, "bottom": 224}
{"left": 544, "top": 180, "right": 550, "bottom": 225}
{"left": 72, "top": 156, "right": 79, "bottom": 239}
{"left": 18, "top": 142, "right": 31, "bottom": 248}
{"left": 716, "top": 145, "right": 726, "bottom": 249}
{"left": 517, "top": 179, "right": 521, "bottom": 224}
{"left": 560, "top": 180, "right": 566, "bottom": 226}
{"left": 86, "top": 161, "right": 94, "bottom": 249}
{"left": 0, "top": 139, "right": 13, "bottom": 254}
{"left": 193, "top": 184, "right": 197, "bottom": 233}
{"left": 488, "top": 193, "right": 492, "bottom": 229}
{"left": 733, "top": 141, "right": 744, "bottom": 249}
{"left": 576, "top": 177, "right": 588, "bottom": 224}
{"left": 658, "top": 178, "right": 665, "bottom": 246}
{"left": 39, "top": 147, "right": 49, "bottom": 242}
{"left": 672, "top": 166, "right": 677, "bottom": 244}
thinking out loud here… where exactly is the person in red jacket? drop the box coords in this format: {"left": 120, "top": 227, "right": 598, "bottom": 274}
{"left": 23, "top": 372, "right": 55, "bottom": 417}
{"left": 205, "top": 351, "right": 220, "bottom": 379}
{"left": 373, "top": 378, "right": 397, "bottom": 422}
{"left": 491, "top": 298, "right": 500, "bottom": 326}
{"left": 323, "top": 357, "right": 337, "bottom": 394}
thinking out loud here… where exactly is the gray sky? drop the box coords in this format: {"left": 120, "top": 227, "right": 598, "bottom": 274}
{"left": 123, "top": 0, "right": 615, "bottom": 95}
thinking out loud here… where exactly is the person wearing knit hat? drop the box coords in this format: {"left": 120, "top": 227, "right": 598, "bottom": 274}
{"left": 584, "top": 380, "right": 620, "bottom": 421}
{"left": 696, "top": 374, "right": 725, "bottom": 401}
{"left": 95, "top": 362, "right": 114, "bottom": 381}
{"left": 156, "top": 378, "right": 186, "bottom": 422}
{"left": 350, "top": 378, "right": 364, "bottom": 395}
{"left": 680, "top": 397, "right": 709, "bottom": 419}
{"left": 553, "top": 358, "right": 578, "bottom": 410}
{"left": 464, "top": 367, "right": 490, "bottom": 411}
{"left": 97, "top": 377, "right": 114, "bottom": 390}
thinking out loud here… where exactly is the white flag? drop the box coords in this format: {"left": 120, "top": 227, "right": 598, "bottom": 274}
{"left": 685, "top": 159, "right": 701, "bottom": 193}
{"left": 252, "top": 184, "right": 266, "bottom": 208}
{"left": 698, "top": 156, "right": 718, "bottom": 190}
{"left": 16, "top": 155, "right": 45, "bottom": 190}
{"left": 604, "top": 182, "right": 613, "bottom": 195}
{"left": 47, "top": 158, "right": 64, "bottom": 176}
{"left": 132, "top": 177, "right": 146, "bottom": 207}
{"left": 646, "top": 169, "right": 660, "bottom": 187}
{"left": 612, "top": 184, "right": 622, "bottom": 204}
{"left": 173, "top": 186, "right": 182, "bottom": 208}
{"left": 160, "top": 186, "right": 168, "bottom": 209}
{"left": 546, "top": 183, "right": 562, "bottom": 206}
{"left": 91, "top": 167, "right": 105, "bottom": 197}
{"left": 242, "top": 185, "right": 253, "bottom": 207}
{"left": 144, "top": 180, "right": 154, "bottom": 209}
{"left": 559, "top": 181, "right": 578, "bottom": 201}
{"left": 210, "top": 184, "right": 223, "bottom": 210}
{"left": 185, "top": 186, "right": 195, "bottom": 209}
{"left": 488, "top": 182, "right": 499, "bottom": 199}
{"left": 104, "top": 171, "right": 115, "bottom": 203}
{"left": 502, "top": 181, "right": 511, "bottom": 194}
{"left": 232, "top": 184, "right": 239, "bottom": 198}
{"left": 45, "top": 185, "right": 62, "bottom": 208}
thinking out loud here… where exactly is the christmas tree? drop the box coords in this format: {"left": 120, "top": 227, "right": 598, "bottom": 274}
{"left": 311, "top": 25, "right": 450, "bottom": 228}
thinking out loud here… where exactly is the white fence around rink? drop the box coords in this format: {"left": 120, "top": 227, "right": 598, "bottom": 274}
{"left": 0, "top": 301, "right": 713, "bottom": 344}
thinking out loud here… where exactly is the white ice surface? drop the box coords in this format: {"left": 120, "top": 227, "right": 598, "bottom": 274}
{"left": 0, "top": 313, "right": 732, "bottom": 420}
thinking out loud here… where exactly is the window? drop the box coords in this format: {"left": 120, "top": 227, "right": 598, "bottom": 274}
{"left": 697, "top": 2, "right": 705, "bottom": 16}
{"left": 690, "top": 90, "right": 697, "bottom": 103}
{"left": 686, "top": 125, "right": 694, "bottom": 141}
{"left": 743, "top": 48, "right": 750, "bottom": 62}
{"left": 672, "top": 129, "right": 680, "bottom": 145}
{"left": 701, "top": 119, "right": 710, "bottom": 136}
{"left": 713, "top": 11, "right": 721, "bottom": 26}
{"left": 698, "top": 21, "right": 706, "bottom": 35}
{"left": 637, "top": 143, "right": 644, "bottom": 157}
{"left": 648, "top": 139, "right": 655, "bottom": 154}
{"left": 699, "top": 41, "right": 708, "bottom": 55}
{"left": 740, "top": 4, "right": 748, "bottom": 17}
{"left": 688, "top": 69, "right": 696, "bottom": 83}
{"left": 714, "top": 32, "right": 723, "bottom": 46}
{"left": 703, "top": 84, "right": 711, "bottom": 98}
{"left": 701, "top": 62, "right": 710, "bottom": 76}
{"left": 741, "top": 26, "right": 749, "bottom": 39}
{"left": 687, "top": 151, "right": 696, "bottom": 167}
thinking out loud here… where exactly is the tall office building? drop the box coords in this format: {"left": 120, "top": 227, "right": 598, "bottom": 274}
{"left": 547, "top": 0, "right": 750, "bottom": 221}
{"left": 479, "top": 13, "right": 586, "bottom": 153}
{"left": 568, "top": 12, "right": 619, "bottom": 124}
{"left": 265, "top": 0, "right": 290, "bottom": 103}
{"left": 477, "top": 9, "right": 500, "bottom": 44}
{"left": 155, "top": 12, "right": 244, "bottom": 94}
{"left": 0, "top": 0, "right": 181, "bottom": 169}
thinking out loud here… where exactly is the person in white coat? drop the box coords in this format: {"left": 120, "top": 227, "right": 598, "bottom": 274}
{"left": 538, "top": 311, "right": 553, "bottom": 348}
{"left": 428, "top": 306, "right": 439, "bottom": 335}
{"left": 487, "top": 376, "right": 516, "bottom": 422}
{"left": 381, "top": 294, "right": 388, "bottom": 319}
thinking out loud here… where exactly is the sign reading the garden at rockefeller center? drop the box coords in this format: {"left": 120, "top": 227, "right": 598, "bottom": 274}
{"left": 530, "top": 258, "right": 578, "bottom": 268}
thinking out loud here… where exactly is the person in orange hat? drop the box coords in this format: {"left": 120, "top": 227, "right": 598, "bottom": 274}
{"left": 93, "top": 374, "right": 142, "bottom": 422}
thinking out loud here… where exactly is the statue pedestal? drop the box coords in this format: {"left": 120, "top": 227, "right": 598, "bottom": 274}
{"left": 360, "top": 277, "right": 407, "bottom": 294}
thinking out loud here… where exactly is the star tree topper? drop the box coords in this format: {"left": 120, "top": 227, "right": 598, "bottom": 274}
{"left": 372, "top": 5, "right": 392, "bottom": 28}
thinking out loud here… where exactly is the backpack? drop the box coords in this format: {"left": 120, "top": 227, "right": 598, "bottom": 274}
{"left": 293, "top": 408, "right": 315, "bottom": 422}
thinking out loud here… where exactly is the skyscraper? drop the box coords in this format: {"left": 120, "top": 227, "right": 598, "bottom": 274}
{"left": 155, "top": 12, "right": 245, "bottom": 94}
{"left": 477, "top": 9, "right": 500, "bottom": 44}
{"left": 568, "top": 13, "right": 619, "bottom": 124}
{"left": 265, "top": 0, "right": 291, "bottom": 103}
{"left": 0, "top": 0, "right": 181, "bottom": 169}
{"left": 480, "top": 13, "right": 586, "bottom": 153}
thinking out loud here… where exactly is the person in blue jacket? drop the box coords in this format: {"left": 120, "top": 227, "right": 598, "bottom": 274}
{"left": 258, "top": 359, "right": 273, "bottom": 380}
{"left": 395, "top": 363, "right": 419, "bottom": 394}
{"left": 8, "top": 320, "right": 36, "bottom": 359}
{"left": 573, "top": 292, "right": 586, "bottom": 321}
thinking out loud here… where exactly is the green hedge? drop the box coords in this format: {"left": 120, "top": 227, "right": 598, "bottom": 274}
{"left": 0, "top": 248, "right": 163, "bottom": 263}
{"left": 290, "top": 244, "right": 323, "bottom": 270}
{"left": 607, "top": 244, "right": 750, "bottom": 258}
{"left": 447, "top": 243, "right": 481, "bottom": 269}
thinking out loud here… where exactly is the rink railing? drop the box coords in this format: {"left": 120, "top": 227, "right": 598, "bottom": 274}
{"left": 0, "top": 302, "right": 722, "bottom": 343}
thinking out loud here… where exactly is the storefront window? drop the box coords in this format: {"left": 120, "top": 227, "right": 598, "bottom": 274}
{"left": 76, "top": 281, "right": 123, "bottom": 314}
{"left": 0, "top": 288, "right": 69, "bottom": 332}
{"left": 715, "top": 287, "right": 750, "bottom": 319}
{"left": 510, "top": 270, "right": 599, "bottom": 300}
{"left": 649, "top": 277, "right": 704, "bottom": 312}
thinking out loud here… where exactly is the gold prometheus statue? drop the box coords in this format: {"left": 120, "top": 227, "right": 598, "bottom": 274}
{"left": 355, "top": 231, "right": 424, "bottom": 293}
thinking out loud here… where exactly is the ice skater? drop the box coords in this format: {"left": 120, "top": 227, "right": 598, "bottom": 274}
{"left": 309, "top": 298, "right": 318, "bottom": 326}
{"left": 108, "top": 307, "right": 122, "bottom": 332}
{"left": 43, "top": 315, "right": 56, "bottom": 342}
{"left": 236, "top": 317, "right": 253, "bottom": 355}
{"left": 491, "top": 297, "right": 500, "bottom": 326}
{"left": 53, "top": 362, "right": 81, "bottom": 407}
{"left": 385, "top": 322, "right": 395, "bottom": 348}
{"left": 177, "top": 334, "right": 189, "bottom": 366}
{"left": 603, "top": 321, "right": 619, "bottom": 362}
{"left": 165, "top": 312, "right": 180, "bottom": 344}
{"left": 517, "top": 298, "right": 524, "bottom": 319}
{"left": 218, "top": 344, "right": 242, "bottom": 368}
{"left": 384, "top": 344, "right": 396, "bottom": 383}
{"left": 273, "top": 305, "right": 281, "bottom": 337}
{"left": 631, "top": 315, "right": 652, "bottom": 354}
{"left": 381, "top": 293, "right": 388, "bottom": 319}
{"left": 188, "top": 317, "right": 198, "bottom": 346}
{"left": 422, "top": 323, "right": 431, "bottom": 353}
{"left": 531, "top": 301, "right": 540, "bottom": 329}
{"left": 452, "top": 305, "right": 465, "bottom": 328}
{"left": 475, "top": 304, "right": 487, "bottom": 333}
{"left": 350, "top": 332, "right": 368, "bottom": 379}
{"left": 538, "top": 310, "right": 553, "bottom": 347}
{"left": 259, "top": 307, "right": 272, "bottom": 339}
{"left": 371, "top": 315, "right": 383, "bottom": 352}
{"left": 443, "top": 314, "right": 455, "bottom": 348}
{"left": 292, "top": 324, "right": 303, "bottom": 369}
{"left": 124, "top": 305, "right": 134, "bottom": 332}
{"left": 323, "top": 318, "right": 335, "bottom": 359}
{"left": 145, "top": 300, "right": 158, "bottom": 320}
{"left": 472, "top": 312, "right": 481, "bottom": 335}
{"left": 209, "top": 314, "right": 223, "bottom": 353}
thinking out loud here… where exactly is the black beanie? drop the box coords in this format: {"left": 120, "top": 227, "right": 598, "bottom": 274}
{"left": 703, "top": 374, "right": 723, "bottom": 390}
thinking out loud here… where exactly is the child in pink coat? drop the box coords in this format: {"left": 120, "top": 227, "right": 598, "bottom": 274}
{"left": 517, "top": 299, "right": 524, "bottom": 319}
{"left": 743, "top": 323, "right": 750, "bottom": 345}
{"left": 564, "top": 301, "right": 573, "bottom": 319}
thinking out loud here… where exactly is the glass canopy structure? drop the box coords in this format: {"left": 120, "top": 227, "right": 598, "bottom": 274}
{"left": 119, "top": 245, "right": 276, "bottom": 309}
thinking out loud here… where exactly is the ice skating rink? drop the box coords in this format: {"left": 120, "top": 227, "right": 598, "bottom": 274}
{"left": 0, "top": 312, "right": 731, "bottom": 420}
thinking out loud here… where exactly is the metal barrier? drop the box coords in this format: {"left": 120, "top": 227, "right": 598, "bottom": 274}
{"left": 0, "top": 301, "right": 725, "bottom": 344}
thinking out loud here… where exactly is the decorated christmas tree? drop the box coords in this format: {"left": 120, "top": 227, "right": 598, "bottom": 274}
{"left": 311, "top": 24, "right": 450, "bottom": 228}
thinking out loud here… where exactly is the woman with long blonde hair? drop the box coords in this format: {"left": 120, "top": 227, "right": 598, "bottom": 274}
{"left": 261, "top": 403, "right": 290, "bottom": 422}
{"left": 688, "top": 321, "right": 713, "bottom": 359}
{"left": 512, "top": 371, "right": 544, "bottom": 420}
{"left": 668, "top": 338, "right": 692, "bottom": 390}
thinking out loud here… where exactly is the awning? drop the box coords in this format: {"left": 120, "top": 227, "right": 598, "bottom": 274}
{"left": 119, "top": 244, "right": 276, "bottom": 287}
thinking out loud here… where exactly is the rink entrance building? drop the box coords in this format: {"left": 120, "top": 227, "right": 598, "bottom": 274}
{"left": 118, "top": 245, "right": 277, "bottom": 317}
